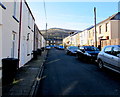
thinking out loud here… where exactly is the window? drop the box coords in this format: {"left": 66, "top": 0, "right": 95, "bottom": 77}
{"left": 28, "top": 12, "right": 30, "bottom": 28}
{"left": 89, "top": 31, "right": 90, "bottom": 38}
{"left": 27, "top": 33, "right": 30, "bottom": 56}
{"left": 11, "top": 33, "right": 16, "bottom": 58}
{"left": 106, "top": 23, "right": 109, "bottom": 32}
{"left": 99, "top": 26, "right": 102, "bottom": 34}
{"left": 0, "top": 2, "right": 6, "bottom": 9}
{"left": 27, "top": 33, "right": 30, "bottom": 41}
{"left": 112, "top": 47, "right": 120, "bottom": 56}
{"left": 93, "top": 29, "right": 94, "bottom": 36}
{"left": 80, "top": 47, "right": 84, "bottom": 50}
{"left": 104, "top": 47, "right": 112, "bottom": 54}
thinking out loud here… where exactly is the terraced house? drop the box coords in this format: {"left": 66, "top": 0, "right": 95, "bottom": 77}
{"left": 0, "top": 0, "right": 46, "bottom": 80}
{"left": 63, "top": 12, "right": 120, "bottom": 49}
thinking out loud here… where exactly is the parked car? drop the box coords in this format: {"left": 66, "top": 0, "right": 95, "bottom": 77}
{"left": 97, "top": 45, "right": 120, "bottom": 73}
{"left": 58, "top": 45, "right": 65, "bottom": 50}
{"left": 50, "top": 45, "right": 55, "bottom": 48}
{"left": 66, "top": 46, "right": 78, "bottom": 55}
{"left": 45, "top": 46, "right": 51, "bottom": 50}
{"left": 76, "top": 46, "right": 100, "bottom": 62}
{"left": 55, "top": 45, "right": 59, "bottom": 49}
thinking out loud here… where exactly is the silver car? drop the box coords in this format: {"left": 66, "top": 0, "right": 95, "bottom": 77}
{"left": 97, "top": 45, "right": 120, "bottom": 73}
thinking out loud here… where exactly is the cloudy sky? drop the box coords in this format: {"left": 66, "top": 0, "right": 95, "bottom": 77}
{"left": 28, "top": 1, "right": 119, "bottom": 30}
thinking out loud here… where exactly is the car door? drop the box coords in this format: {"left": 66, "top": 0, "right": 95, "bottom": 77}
{"left": 79, "top": 47, "right": 85, "bottom": 57}
{"left": 112, "top": 46, "right": 120, "bottom": 68}
{"left": 102, "top": 46, "right": 113, "bottom": 66}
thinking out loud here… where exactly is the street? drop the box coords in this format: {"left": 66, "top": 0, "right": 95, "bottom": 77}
{"left": 36, "top": 48, "right": 120, "bottom": 96}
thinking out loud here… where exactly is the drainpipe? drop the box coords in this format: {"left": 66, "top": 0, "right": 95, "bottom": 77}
{"left": 18, "top": 0, "right": 22, "bottom": 67}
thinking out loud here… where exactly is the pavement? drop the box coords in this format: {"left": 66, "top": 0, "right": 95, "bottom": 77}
{"left": 2, "top": 50, "right": 48, "bottom": 97}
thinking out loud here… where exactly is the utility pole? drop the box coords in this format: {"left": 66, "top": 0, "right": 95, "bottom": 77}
{"left": 94, "top": 7, "right": 97, "bottom": 47}
{"left": 46, "top": 23, "right": 48, "bottom": 38}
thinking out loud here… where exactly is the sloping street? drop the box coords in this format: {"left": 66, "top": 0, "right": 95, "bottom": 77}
{"left": 36, "top": 48, "right": 120, "bottom": 96}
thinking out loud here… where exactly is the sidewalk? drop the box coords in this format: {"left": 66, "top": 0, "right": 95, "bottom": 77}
{"left": 2, "top": 50, "right": 48, "bottom": 97}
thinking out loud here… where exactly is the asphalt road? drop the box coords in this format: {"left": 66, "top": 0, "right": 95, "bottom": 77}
{"left": 36, "top": 48, "right": 120, "bottom": 96}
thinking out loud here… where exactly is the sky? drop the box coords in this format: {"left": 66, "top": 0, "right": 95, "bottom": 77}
{"left": 28, "top": 1, "right": 119, "bottom": 31}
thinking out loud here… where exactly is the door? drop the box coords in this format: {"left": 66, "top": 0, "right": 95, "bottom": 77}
{"left": 11, "top": 33, "right": 16, "bottom": 58}
{"left": 112, "top": 46, "right": 120, "bottom": 68}
{"left": 103, "top": 46, "right": 113, "bottom": 66}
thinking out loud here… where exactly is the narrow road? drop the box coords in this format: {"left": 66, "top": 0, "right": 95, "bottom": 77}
{"left": 36, "top": 48, "right": 120, "bottom": 96}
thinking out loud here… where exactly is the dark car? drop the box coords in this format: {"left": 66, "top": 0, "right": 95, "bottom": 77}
{"left": 45, "top": 46, "right": 51, "bottom": 50}
{"left": 66, "top": 46, "right": 78, "bottom": 55}
{"left": 58, "top": 45, "right": 65, "bottom": 50}
{"left": 76, "top": 46, "right": 100, "bottom": 62}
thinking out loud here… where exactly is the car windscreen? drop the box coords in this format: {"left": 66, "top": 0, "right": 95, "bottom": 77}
{"left": 69, "top": 46, "right": 78, "bottom": 50}
{"left": 84, "top": 46, "right": 99, "bottom": 51}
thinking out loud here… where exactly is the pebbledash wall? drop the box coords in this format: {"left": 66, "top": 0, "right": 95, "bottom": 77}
{"left": 0, "top": 0, "right": 46, "bottom": 80}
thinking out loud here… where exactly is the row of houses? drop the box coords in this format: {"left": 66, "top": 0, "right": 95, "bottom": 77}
{"left": 63, "top": 12, "right": 120, "bottom": 49}
{"left": 0, "top": 0, "right": 46, "bottom": 80}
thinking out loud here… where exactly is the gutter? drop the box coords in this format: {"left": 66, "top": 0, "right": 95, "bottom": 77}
{"left": 18, "top": 0, "right": 23, "bottom": 67}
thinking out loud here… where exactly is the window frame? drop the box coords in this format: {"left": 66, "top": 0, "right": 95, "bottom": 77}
{"left": 106, "top": 23, "right": 108, "bottom": 32}
{"left": 99, "top": 25, "right": 102, "bottom": 34}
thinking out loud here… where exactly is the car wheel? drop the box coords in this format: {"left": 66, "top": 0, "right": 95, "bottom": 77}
{"left": 66, "top": 51, "right": 69, "bottom": 55}
{"left": 98, "top": 60, "right": 104, "bottom": 69}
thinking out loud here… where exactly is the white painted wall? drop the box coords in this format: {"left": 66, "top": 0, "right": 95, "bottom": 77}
{"left": 19, "top": 2, "right": 35, "bottom": 67}
{"left": 41, "top": 36, "right": 46, "bottom": 47}
{"left": 0, "top": 6, "right": 3, "bottom": 80}
{"left": 0, "top": 1, "right": 20, "bottom": 80}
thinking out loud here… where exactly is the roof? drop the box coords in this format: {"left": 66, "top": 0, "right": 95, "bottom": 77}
{"left": 97, "top": 12, "right": 120, "bottom": 26}
{"left": 111, "top": 12, "right": 120, "bottom": 20}
{"left": 85, "top": 26, "right": 94, "bottom": 30}
{"left": 83, "top": 12, "right": 120, "bottom": 31}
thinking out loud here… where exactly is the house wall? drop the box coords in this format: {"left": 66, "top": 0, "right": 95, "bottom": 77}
{"left": 2, "top": 1, "right": 19, "bottom": 59}
{"left": 96, "top": 21, "right": 111, "bottom": 41}
{"left": 88, "top": 27, "right": 94, "bottom": 46}
{"left": 1, "top": 1, "right": 20, "bottom": 80}
{"left": 19, "top": 1, "right": 35, "bottom": 67}
{"left": 41, "top": 36, "right": 46, "bottom": 47}
{"left": 0, "top": 5, "right": 3, "bottom": 80}
{"left": 119, "top": 21, "right": 120, "bottom": 38}
{"left": 76, "top": 33, "right": 80, "bottom": 46}
{"left": 110, "top": 20, "right": 120, "bottom": 39}
{"left": 38, "top": 33, "right": 41, "bottom": 49}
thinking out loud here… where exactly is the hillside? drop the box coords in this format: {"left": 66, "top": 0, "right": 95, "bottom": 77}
{"left": 40, "top": 28, "right": 80, "bottom": 40}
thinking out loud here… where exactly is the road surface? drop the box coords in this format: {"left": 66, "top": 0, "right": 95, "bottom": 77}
{"left": 36, "top": 48, "right": 120, "bottom": 96}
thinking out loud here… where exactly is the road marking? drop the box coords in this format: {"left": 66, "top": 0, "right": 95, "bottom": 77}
{"left": 46, "top": 59, "right": 61, "bottom": 64}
